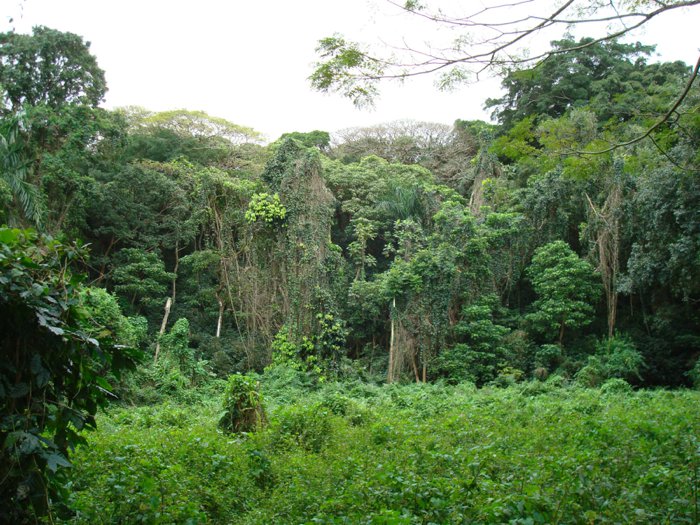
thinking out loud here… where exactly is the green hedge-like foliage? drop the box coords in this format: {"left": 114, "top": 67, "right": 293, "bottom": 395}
{"left": 218, "top": 374, "right": 266, "bottom": 433}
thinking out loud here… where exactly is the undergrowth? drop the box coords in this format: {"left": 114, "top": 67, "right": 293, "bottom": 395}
{"left": 61, "top": 374, "right": 700, "bottom": 524}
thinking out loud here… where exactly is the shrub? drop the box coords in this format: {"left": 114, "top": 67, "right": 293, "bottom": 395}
{"left": 247, "top": 449, "right": 275, "bottom": 490}
{"left": 272, "top": 403, "right": 334, "bottom": 452}
{"left": 535, "top": 344, "right": 563, "bottom": 371}
{"left": 218, "top": 374, "right": 266, "bottom": 433}
{"left": 576, "top": 334, "right": 645, "bottom": 387}
{"left": 599, "top": 334, "right": 645, "bottom": 382}
{"left": 0, "top": 228, "right": 139, "bottom": 522}
{"left": 490, "top": 366, "right": 525, "bottom": 387}
{"left": 689, "top": 358, "right": 700, "bottom": 389}
{"left": 600, "top": 377, "right": 633, "bottom": 395}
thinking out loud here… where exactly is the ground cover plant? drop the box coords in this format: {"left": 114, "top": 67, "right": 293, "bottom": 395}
{"left": 61, "top": 377, "right": 700, "bottom": 524}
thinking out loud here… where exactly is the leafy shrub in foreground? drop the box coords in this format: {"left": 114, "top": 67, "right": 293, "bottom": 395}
{"left": 577, "top": 334, "right": 645, "bottom": 387}
{"left": 0, "top": 228, "right": 140, "bottom": 523}
{"left": 271, "top": 403, "right": 335, "bottom": 452}
{"left": 219, "top": 373, "right": 266, "bottom": 433}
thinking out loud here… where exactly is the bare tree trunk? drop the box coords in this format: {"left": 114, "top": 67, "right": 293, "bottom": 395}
{"left": 154, "top": 297, "right": 172, "bottom": 364}
{"left": 216, "top": 296, "right": 224, "bottom": 338}
{"left": 412, "top": 352, "right": 420, "bottom": 383}
{"left": 388, "top": 297, "right": 396, "bottom": 383}
{"left": 585, "top": 187, "right": 621, "bottom": 338}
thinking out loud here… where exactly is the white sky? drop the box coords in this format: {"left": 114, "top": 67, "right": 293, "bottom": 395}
{"left": 3, "top": 0, "right": 698, "bottom": 142}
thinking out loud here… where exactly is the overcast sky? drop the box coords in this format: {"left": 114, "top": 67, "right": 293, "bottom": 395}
{"left": 3, "top": 0, "right": 698, "bottom": 142}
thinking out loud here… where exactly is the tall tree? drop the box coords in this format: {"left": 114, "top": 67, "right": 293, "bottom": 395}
{"left": 0, "top": 26, "right": 106, "bottom": 113}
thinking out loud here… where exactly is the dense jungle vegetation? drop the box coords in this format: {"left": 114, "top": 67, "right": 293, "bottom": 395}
{"left": 1, "top": 21, "right": 699, "bottom": 524}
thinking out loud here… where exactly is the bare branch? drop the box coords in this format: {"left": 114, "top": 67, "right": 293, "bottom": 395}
{"left": 312, "top": 0, "right": 700, "bottom": 99}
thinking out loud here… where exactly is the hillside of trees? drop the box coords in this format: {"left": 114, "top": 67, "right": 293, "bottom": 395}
{"left": 1, "top": 25, "right": 699, "bottom": 523}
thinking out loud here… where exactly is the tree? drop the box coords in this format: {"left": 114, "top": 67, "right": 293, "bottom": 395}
{"left": 526, "top": 240, "right": 600, "bottom": 345}
{"left": 0, "top": 111, "right": 43, "bottom": 226}
{"left": 435, "top": 294, "right": 510, "bottom": 385}
{"left": 278, "top": 130, "right": 331, "bottom": 151}
{"left": 310, "top": 0, "right": 699, "bottom": 107}
{"left": 111, "top": 248, "right": 175, "bottom": 318}
{"left": 0, "top": 26, "right": 106, "bottom": 113}
{"left": 0, "top": 228, "right": 139, "bottom": 522}
{"left": 116, "top": 108, "right": 266, "bottom": 169}
{"left": 484, "top": 38, "right": 679, "bottom": 130}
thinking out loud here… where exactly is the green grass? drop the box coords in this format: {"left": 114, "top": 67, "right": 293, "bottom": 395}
{"left": 62, "top": 379, "right": 700, "bottom": 524}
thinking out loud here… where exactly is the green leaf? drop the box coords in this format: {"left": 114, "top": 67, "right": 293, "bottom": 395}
{"left": 46, "top": 452, "right": 71, "bottom": 472}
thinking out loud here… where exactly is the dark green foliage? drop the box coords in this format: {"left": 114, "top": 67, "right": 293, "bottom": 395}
{"left": 6, "top": 19, "right": 700, "bottom": 524}
{"left": 158, "top": 318, "right": 197, "bottom": 374}
{"left": 270, "top": 320, "right": 346, "bottom": 382}
{"left": 626, "top": 166, "right": 700, "bottom": 302}
{"left": 261, "top": 137, "right": 307, "bottom": 191}
{"left": 576, "top": 334, "right": 646, "bottom": 387}
{"left": 0, "top": 228, "right": 139, "bottom": 523}
{"left": 436, "top": 295, "right": 511, "bottom": 385}
{"left": 111, "top": 248, "right": 174, "bottom": 317}
{"left": 0, "top": 26, "right": 106, "bottom": 112}
{"left": 219, "top": 374, "right": 266, "bottom": 433}
{"left": 120, "top": 108, "right": 264, "bottom": 166}
{"left": 0, "top": 112, "right": 43, "bottom": 226}
{"left": 87, "top": 160, "right": 194, "bottom": 265}
{"left": 485, "top": 38, "right": 686, "bottom": 131}
{"left": 526, "top": 241, "right": 601, "bottom": 344}
{"left": 689, "top": 359, "right": 700, "bottom": 389}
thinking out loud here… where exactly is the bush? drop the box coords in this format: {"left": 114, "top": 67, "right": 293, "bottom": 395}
{"left": 535, "top": 344, "right": 562, "bottom": 371}
{"left": 689, "top": 358, "right": 700, "bottom": 389}
{"left": 62, "top": 381, "right": 700, "bottom": 524}
{"left": 0, "top": 228, "right": 139, "bottom": 522}
{"left": 576, "top": 334, "right": 645, "bottom": 387}
{"left": 600, "top": 377, "right": 633, "bottom": 395}
{"left": 272, "top": 403, "right": 335, "bottom": 452}
{"left": 598, "top": 335, "right": 644, "bottom": 379}
{"left": 218, "top": 374, "right": 266, "bottom": 433}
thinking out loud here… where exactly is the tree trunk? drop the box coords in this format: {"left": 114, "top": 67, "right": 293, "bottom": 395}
{"left": 153, "top": 297, "right": 172, "bottom": 364}
{"left": 388, "top": 297, "right": 396, "bottom": 383}
{"left": 412, "top": 352, "right": 420, "bottom": 383}
{"left": 216, "top": 296, "right": 224, "bottom": 338}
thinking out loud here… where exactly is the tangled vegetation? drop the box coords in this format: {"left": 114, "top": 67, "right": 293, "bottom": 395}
{"left": 60, "top": 378, "right": 700, "bottom": 524}
{"left": 1, "top": 18, "right": 700, "bottom": 522}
